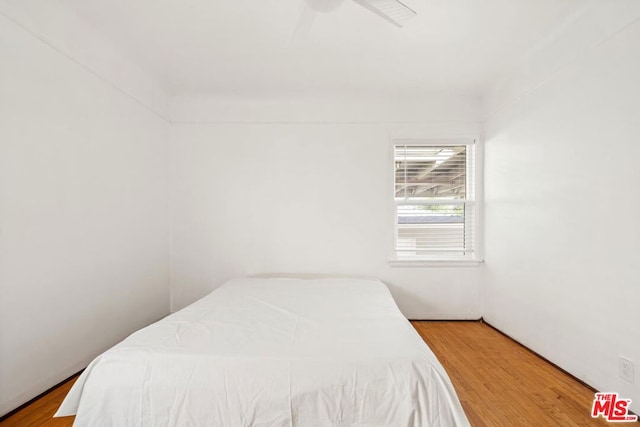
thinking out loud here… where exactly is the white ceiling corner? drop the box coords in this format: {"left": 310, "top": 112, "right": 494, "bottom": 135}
{"left": 53, "top": 0, "right": 589, "bottom": 101}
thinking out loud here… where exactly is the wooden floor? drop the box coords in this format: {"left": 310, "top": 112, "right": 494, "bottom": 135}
{"left": 413, "top": 321, "right": 614, "bottom": 426}
{"left": 0, "top": 321, "right": 619, "bottom": 426}
{"left": 0, "top": 374, "right": 78, "bottom": 427}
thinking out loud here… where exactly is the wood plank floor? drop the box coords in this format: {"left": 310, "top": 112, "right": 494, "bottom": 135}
{"left": 0, "top": 321, "right": 620, "bottom": 426}
{"left": 0, "top": 374, "right": 78, "bottom": 427}
{"left": 412, "top": 321, "right": 614, "bottom": 426}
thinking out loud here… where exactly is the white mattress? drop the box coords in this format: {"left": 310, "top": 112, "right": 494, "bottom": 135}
{"left": 56, "top": 277, "right": 470, "bottom": 426}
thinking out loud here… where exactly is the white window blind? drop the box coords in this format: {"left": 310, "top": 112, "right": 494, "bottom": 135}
{"left": 393, "top": 140, "right": 477, "bottom": 260}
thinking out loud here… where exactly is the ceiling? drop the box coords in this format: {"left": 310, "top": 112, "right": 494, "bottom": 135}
{"left": 59, "top": 0, "right": 588, "bottom": 98}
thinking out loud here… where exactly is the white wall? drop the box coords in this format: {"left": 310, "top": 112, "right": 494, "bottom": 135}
{"left": 0, "top": 0, "right": 169, "bottom": 118}
{"left": 483, "top": 1, "right": 640, "bottom": 412}
{"left": 0, "top": 11, "right": 170, "bottom": 416}
{"left": 169, "top": 96, "right": 483, "bottom": 319}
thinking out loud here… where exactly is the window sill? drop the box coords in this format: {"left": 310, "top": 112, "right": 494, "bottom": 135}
{"left": 388, "top": 258, "right": 484, "bottom": 268}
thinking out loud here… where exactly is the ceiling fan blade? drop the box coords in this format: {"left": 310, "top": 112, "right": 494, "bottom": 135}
{"left": 352, "top": 0, "right": 417, "bottom": 27}
{"left": 290, "top": 3, "right": 316, "bottom": 44}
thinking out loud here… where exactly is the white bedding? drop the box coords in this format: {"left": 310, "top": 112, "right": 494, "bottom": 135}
{"left": 56, "top": 277, "right": 470, "bottom": 426}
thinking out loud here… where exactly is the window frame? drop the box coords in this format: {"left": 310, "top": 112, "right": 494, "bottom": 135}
{"left": 389, "top": 138, "right": 483, "bottom": 267}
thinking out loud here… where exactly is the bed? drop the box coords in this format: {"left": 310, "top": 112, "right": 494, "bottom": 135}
{"left": 56, "top": 277, "right": 470, "bottom": 426}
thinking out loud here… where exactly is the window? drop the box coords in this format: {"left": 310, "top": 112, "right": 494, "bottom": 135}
{"left": 392, "top": 139, "right": 480, "bottom": 264}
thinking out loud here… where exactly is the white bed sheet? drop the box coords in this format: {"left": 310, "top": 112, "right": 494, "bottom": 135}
{"left": 56, "top": 277, "right": 470, "bottom": 426}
